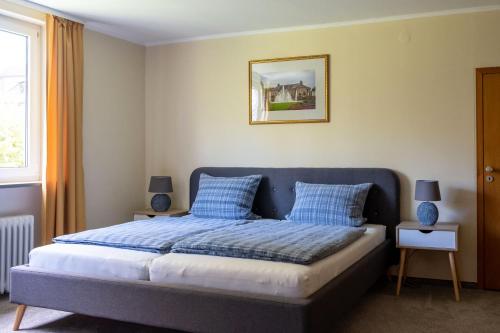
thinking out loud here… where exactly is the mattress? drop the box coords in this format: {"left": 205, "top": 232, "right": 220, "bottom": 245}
{"left": 29, "top": 243, "right": 161, "bottom": 280}
{"left": 149, "top": 224, "right": 386, "bottom": 298}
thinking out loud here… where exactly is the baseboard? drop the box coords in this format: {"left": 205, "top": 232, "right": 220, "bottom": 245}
{"left": 389, "top": 275, "right": 478, "bottom": 289}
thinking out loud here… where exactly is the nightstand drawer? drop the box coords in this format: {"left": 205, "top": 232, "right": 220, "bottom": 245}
{"left": 398, "top": 229, "right": 457, "bottom": 250}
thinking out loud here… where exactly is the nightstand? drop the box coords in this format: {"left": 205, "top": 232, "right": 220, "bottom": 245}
{"left": 395, "top": 221, "right": 461, "bottom": 301}
{"left": 133, "top": 208, "right": 188, "bottom": 220}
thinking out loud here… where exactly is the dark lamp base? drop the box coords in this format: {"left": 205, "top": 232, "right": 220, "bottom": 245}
{"left": 151, "top": 194, "right": 171, "bottom": 212}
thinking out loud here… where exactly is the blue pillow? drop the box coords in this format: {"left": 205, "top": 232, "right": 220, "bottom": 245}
{"left": 190, "top": 173, "right": 262, "bottom": 220}
{"left": 286, "top": 182, "right": 373, "bottom": 227}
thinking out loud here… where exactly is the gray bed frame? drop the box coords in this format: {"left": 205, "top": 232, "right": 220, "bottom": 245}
{"left": 10, "top": 167, "right": 400, "bottom": 333}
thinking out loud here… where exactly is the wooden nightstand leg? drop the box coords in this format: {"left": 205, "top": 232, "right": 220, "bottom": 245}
{"left": 396, "top": 248, "right": 407, "bottom": 296}
{"left": 402, "top": 249, "right": 411, "bottom": 284}
{"left": 448, "top": 252, "right": 461, "bottom": 301}
{"left": 13, "top": 304, "right": 27, "bottom": 331}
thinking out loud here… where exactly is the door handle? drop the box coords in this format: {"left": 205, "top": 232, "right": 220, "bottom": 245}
{"left": 485, "top": 166, "right": 494, "bottom": 173}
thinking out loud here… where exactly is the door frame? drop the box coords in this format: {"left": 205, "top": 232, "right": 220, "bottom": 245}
{"left": 476, "top": 67, "right": 500, "bottom": 288}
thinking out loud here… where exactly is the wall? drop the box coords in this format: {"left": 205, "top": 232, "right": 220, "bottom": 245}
{"left": 0, "top": 185, "right": 42, "bottom": 243}
{"left": 0, "top": 1, "right": 147, "bottom": 236}
{"left": 83, "top": 30, "right": 146, "bottom": 229}
{"left": 0, "top": 0, "right": 44, "bottom": 21}
{"left": 145, "top": 10, "right": 500, "bottom": 282}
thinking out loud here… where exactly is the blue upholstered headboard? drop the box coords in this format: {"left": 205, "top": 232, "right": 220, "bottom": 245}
{"left": 190, "top": 167, "right": 400, "bottom": 241}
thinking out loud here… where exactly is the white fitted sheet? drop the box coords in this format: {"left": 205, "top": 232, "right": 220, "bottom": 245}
{"left": 29, "top": 243, "right": 161, "bottom": 281}
{"left": 149, "top": 224, "right": 386, "bottom": 298}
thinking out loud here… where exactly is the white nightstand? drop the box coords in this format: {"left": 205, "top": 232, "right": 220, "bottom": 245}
{"left": 396, "top": 221, "right": 461, "bottom": 301}
{"left": 133, "top": 208, "right": 188, "bottom": 220}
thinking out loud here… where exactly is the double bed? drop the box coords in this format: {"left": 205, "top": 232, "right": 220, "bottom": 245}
{"left": 10, "top": 167, "right": 400, "bottom": 333}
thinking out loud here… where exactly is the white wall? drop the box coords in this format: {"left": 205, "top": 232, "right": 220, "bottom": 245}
{"left": 83, "top": 30, "right": 146, "bottom": 229}
{"left": 0, "top": 185, "right": 42, "bottom": 244}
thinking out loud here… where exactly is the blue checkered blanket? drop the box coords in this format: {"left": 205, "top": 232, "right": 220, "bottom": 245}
{"left": 53, "top": 215, "right": 247, "bottom": 253}
{"left": 171, "top": 220, "right": 366, "bottom": 265}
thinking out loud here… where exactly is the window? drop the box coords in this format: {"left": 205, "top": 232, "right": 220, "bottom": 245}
{"left": 0, "top": 14, "right": 41, "bottom": 183}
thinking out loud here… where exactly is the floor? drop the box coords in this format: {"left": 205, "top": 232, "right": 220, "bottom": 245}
{"left": 1, "top": 280, "right": 499, "bottom": 333}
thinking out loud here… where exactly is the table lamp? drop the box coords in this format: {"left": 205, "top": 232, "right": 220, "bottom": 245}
{"left": 415, "top": 180, "right": 441, "bottom": 226}
{"left": 149, "top": 176, "right": 173, "bottom": 212}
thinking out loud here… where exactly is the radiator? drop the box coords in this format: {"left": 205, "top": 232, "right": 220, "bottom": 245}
{"left": 0, "top": 215, "right": 34, "bottom": 294}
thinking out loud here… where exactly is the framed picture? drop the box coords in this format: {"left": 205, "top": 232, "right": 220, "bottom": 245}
{"left": 248, "top": 54, "right": 329, "bottom": 125}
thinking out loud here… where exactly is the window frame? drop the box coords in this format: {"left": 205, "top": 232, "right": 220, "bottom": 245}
{"left": 0, "top": 14, "right": 42, "bottom": 184}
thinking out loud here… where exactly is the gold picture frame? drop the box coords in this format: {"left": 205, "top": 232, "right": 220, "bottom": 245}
{"left": 248, "top": 54, "right": 329, "bottom": 125}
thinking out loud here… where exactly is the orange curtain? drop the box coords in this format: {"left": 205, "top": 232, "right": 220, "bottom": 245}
{"left": 43, "top": 15, "right": 85, "bottom": 243}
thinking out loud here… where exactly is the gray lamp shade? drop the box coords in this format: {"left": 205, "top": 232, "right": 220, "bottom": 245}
{"left": 149, "top": 176, "right": 173, "bottom": 193}
{"left": 415, "top": 180, "right": 441, "bottom": 201}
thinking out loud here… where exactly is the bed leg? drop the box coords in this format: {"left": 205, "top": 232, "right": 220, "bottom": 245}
{"left": 13, "top": 304, "right": 27, "bottom": 331}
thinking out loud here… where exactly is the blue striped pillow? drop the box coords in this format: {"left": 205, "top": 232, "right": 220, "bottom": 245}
{"left": 286, "top": 182, "right": 373, "bottom": 227}
{"left": 190, "top": 173, "right": 262, "bottom": 220}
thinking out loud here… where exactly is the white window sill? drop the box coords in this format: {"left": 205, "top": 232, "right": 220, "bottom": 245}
{"left": 0, "top": 181, "right": 42, "bottom": 188}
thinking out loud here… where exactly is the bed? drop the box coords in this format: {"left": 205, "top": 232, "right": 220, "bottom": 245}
{"left": 10, "top": 167, "right": 400, "bottom": 333}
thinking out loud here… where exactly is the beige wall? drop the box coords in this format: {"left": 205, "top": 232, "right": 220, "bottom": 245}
{"left": 146, "top": 10, "right": 500, "bottom": 282}
{"left": 84, "top": 30, "right": 145, "bottom": 229}
{"left": 0, "top": 1, "right": 147, "bottom": 231}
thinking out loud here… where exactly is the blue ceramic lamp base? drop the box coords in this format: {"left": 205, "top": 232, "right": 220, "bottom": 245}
{"left": 417, "top": 201, "right": 439, "bottom": 226}
{"left": 151, "top": 194, "right": 171, "bottom": 212}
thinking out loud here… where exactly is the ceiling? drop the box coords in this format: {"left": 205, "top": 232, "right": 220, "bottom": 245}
{"left": 21, "top": 0, "right": 500, "bottom": 45}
